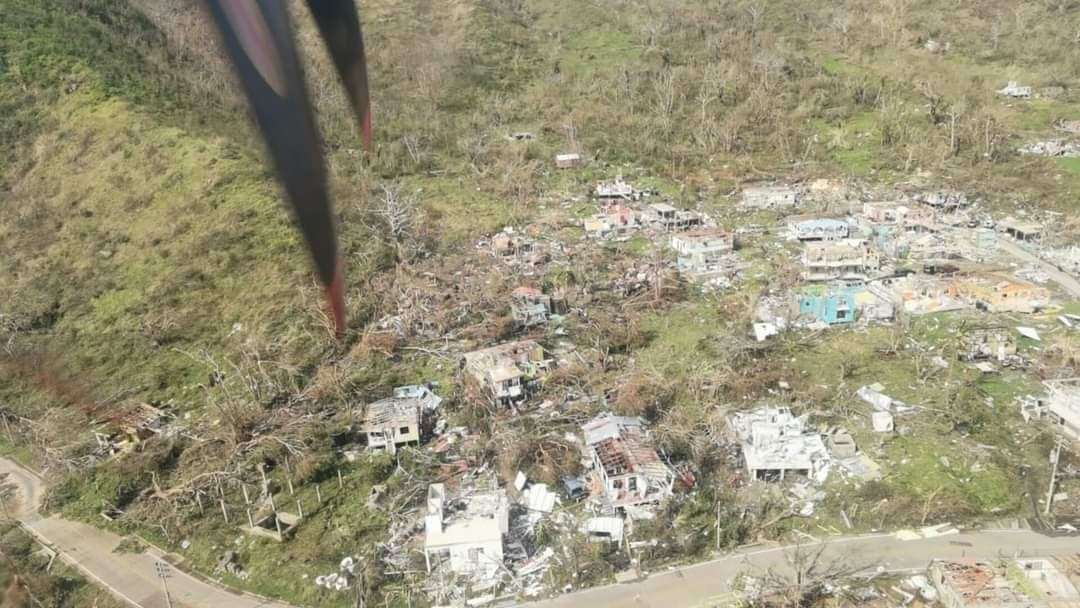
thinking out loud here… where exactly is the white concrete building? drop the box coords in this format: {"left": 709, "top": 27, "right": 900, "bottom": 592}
{"left": 1043, "top": 378, "right": 1080, "bottom": 442}
{"left": 423, "top": 483, "right": 509, "bottom": 579}
{"left": 729, "top": 407, "right": 831, "bottom": 483}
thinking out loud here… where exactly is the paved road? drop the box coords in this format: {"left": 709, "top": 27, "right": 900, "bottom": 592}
{"left": 523, "top": 529, "right": 1080, "bottom": 608}
{"left": 997, "top": 238, "right": 1080, "bottom": 298}
{"left": 0, "top": 458, "right": 293, "bottom": 608}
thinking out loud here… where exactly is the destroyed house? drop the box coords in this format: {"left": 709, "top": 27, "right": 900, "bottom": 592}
{"left": 423, "top": 483, "right": 509, "bottom": 578}
{"left": 462, "top": 340, "right": 545, "bottom": 406}
{"left": 788, "top": 217, "right": 849, "bottom": 241}
{"left": 741, "top": 184, "right": 800, "bottom": 209}
{"left": 555, "top": 153, "right": 582, "bottom": 168}
{"left": 998, "top": 81, "right": 1033, "bottom": 99}
{"left": 960, "top": 330, "right": 1017, "bottom": 362}
{"left": 916, "top": 191, "right": 970, "bottom": 211}
{"left": 1043, "top": 379, "right": 1080, "bottom": 442}
{"left": 94, "top": 403, "right": 168, "bottom": 455}
{"left": 359, "top": 385, "right": 439, "bottom": 454}
{"left": 582, "top": 415, "right": 674, "bottom": 508}
{"left": 796, "top": 284, "right": 893, "bottom": 325}
{"left": 644, "top": 203, "right": 703, "bottom": 232}
{"left": 583, "top": 202, "right": 637, "bottom": 238}
{"left": 861, "top": 202, "right": 937, "bottom": 232}
{"left": 802, "top": 239, "right": 881, "bottom": 281}
{"left": 999, "top": 217, "right": 1043, "bottom": 243}
{"left": 954, "top": 274, "right": 1049, "bottom": 314}
{"left": 930, "top": 559, "right": 1040, "bottom": 608}
{"left": 510, "top": 286, "right": 552, "bottom": 328}
{"left": 595, "top": 176, "right": 635, "bottom": 199}
{"left": 491, "top": 231, "right": 531, "bottom": 256}
{"left": 870, "top": 275, "right": 966, "bottom": 315}
{"left": 671, "top": 230, "right": 735, "bottom": 274}
{"left": 729, "top": 407, "right": 831, "bottom": 483}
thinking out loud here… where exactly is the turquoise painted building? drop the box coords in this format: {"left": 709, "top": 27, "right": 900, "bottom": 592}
{"left": 797, "top": 285, "right": 859, "bottom": 325}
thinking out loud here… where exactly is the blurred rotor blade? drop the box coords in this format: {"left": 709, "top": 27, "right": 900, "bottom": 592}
{"left": 305, "top": 0, "right": 373, "bottom": 151}
{"left": 203, "top": 0, "right": 345, "bottom": 336}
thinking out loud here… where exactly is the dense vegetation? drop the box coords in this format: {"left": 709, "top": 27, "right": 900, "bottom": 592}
{"left": 2, "top": 0, "right": 1080, "bottom": 605}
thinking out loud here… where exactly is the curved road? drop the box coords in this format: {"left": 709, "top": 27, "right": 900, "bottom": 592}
{"left": 0, "top": 458, "right": 292, "bottom": 608}
{"left": 4, "top": 457, "right": 1077, "bottom": 608}
{"left": 523, "top": 528, "right": 1080, "bottom": 608}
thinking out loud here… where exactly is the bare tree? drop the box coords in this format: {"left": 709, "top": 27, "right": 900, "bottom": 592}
{"left": 368, "top": 184, "right": 421, "bottom": 266}
{"left": 745, "top": 542, "right": 874, "bottom": 607}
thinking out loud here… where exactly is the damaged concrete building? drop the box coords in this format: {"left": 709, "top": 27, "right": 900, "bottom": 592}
{"left": 869, "top": 275, "right": 967, "bottom": 315}
{"left": 582, "top": 415, "right": 675, "bottom": 508}
{"left": 729, "top": 407, "right": 831, "bottom": 483}
{"left": 787, "top": 217, "right": 849, "bottom": 241}
{"left": 643, "top": 203, "right": 705, "bottom": 232}
{"left": 358, "top": 385, "right": 441, "bottom": 454}
{"left": 554, "top": 153, "right": 582, "bottom": 169}
{"left": 997, "top": 81, "right": 1033, "bottom": 99}
{"left": 929, "top": 559, "right": 1041, "bottom": 608}
{"left": 954, "top": 274, "right": 1050, "bottom": 314}
{"left": 795, "top": 284, "right": 894, "bottom": 325}
{"left": 671, "top": 229, "right": 736, "bottom": 275}
{"left": 1042, "top": 379, "right": 1080, "bottom": 442}
{"left": 959, "top": 329, "right": 1018, "bottom": 363}
{"left": 595, "top": 175, "right": 635, "bottom": 199}
{"left": 802, "top": 239, "right": 882, "bottom": 281}
{"left": 740, "top": 184, "right": 801, "bottom": 209}
{"left": 510, "top": 286, "right": 553, "bottom": 328}
{"left": 999, "top": 217, "right": 1043, "bottom": 244}
{"left": 423, "top": 483, "right": 510, "bottom": 580}
{"left": 583, "top": 202, "right": 638, "bottom": 238}
{"left": 462, "top": 340, "right": 546, "bottom": 406}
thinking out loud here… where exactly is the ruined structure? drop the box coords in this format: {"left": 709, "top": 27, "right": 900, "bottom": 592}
{"left": 802, "top": 239, "right": 881, "bottom": 281}
{"left": 741, "top": 184, "right": 801, "bottom": 209}
{"left": 869, "top": 275, "right": 967, "bottom": 315}
{"left": 554, "top": 153, "right": 582, "bottom": 168}
{"left": 671, "top": 229, "right": 736, "bottom": 275}
{"left": 423, "top": 483, "right": 510, "bottom": 580}
{"left": 595, "top": 175, "right": 635, "bottom": 199}
{"left": 93, "top": 402, "right": 170, "bottom": 457}
{"left": 582, "top": 415, "right": 675, "bottom": 508}
{"left": 358, "top": 385, "right": 441, "bottom": 454}
{"left": 583, "top": 202, "right": 638, "bottom": 238}
{"left": 462, "top": 340, "right": 546, "bottom": 406}
{"left": 954, "top": 274, "right": 1049, "bottom": 314}
{"left": 795, "top": 284, "right": 894, "bottom": 325}
{"left": 729, "top": 407, "right": 831, "bottom": 483}
{"left": 1042, "top": 379, "right": 1080, "bottom": 442}
{"left": 999, "top": 217, "right": 1043, "bottom": 243}
{"left": 959, "top": 330, "right": 1018, "bottom": 363}
{"left": 643, "top": 203, "right": 704, "bottom": 232}
{"left": 510, "top": 286, "right": 552, "bottom": 328}
{"left": 997, "top": 81, "right": 1033, "bottom": 99}
{"left": 788, "top": 217, "right": 849, "bottom": 241}
{"left": 929, "top": 559, "right": 1040, "bottom": 608}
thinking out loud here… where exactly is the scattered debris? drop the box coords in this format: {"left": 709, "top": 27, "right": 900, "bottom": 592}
{"left": 1019, "top": 140, "right": 1080, "bottom": 157}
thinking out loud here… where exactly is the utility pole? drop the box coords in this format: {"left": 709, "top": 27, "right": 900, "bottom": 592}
{"left": 1045, "top": 435, "right": 1065, "bottom": 516}
{"left": 155, "top": 561, "right": 174, "bottom": 608}
{"left": 715, "top": 498, "right": 723, "bottom": 552}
